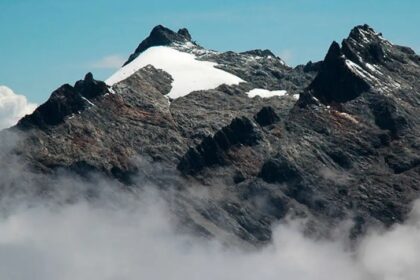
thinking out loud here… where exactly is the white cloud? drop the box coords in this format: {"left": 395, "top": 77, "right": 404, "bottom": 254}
{"left": 0, "top": 86, "right": 37, "bottom": 130}
{"left": 0, "top": 169, "right": 419, "bottom": 280}
{"left": 91, "top": 54, "right": 126, "bottom": 70}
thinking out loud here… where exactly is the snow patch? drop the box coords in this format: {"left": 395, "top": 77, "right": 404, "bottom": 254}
{"left": 365, "top": 63, "right": 381, "bottom": 74}
{"left": 345, "top": 60, "right": 379, "bottom": 84}
{"left": 81, "top": 97, "right": 96, "bottom": 107}
{"left": 246, "top": 88, "right": 287, "bottom": 99}
{"left": 106, "top": 46, "right": 244, "bottom": 99}
{"left": 108, "top": 86, "right": 116, "bottom": 95}
{"left": 358, "top": 29, "right": 373, "bottom": 44}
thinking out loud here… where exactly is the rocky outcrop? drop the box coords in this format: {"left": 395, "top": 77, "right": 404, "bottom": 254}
{"left": 18, "top": 73, "right": 109, "bottom": 129}
{"left": 124, "top": 25, "right": 194, "bottom": 65}
{"left": 178, "top": 117, "right": 261, "bottom": 175}
{"left": 254, "top": 106, "right": 280, "bottom": 126}
{"left": 308, "top": 41, "right": 371, "bottom": 103}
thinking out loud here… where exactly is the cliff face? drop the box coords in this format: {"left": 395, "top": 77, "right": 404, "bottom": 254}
{"left": 3, "top": 24, "right": 420, "bottom": 245}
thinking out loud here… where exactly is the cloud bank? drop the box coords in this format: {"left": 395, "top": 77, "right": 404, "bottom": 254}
{"left": 0, "top": 183, "right": 419, "bottom": 280}
{"left": 0, "top": 86, "right": 37, "bottom": 130}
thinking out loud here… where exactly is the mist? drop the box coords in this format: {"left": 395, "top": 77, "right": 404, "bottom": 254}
{"left": 0, "top": 132, "right": 419, "bottom": 280}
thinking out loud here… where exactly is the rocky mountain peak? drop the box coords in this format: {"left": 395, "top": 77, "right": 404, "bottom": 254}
{"left": 307, "top": 40, "right": 370, "bottom": 104}
{"left": 307, "top": 24, "right": 420, "bottom": 105}
{"left": 124, "top": 25, "right": 194, "bottom": 65}
{"left": 341, "top": 24, "right": 389, "bottom": 65}
{"left": 324, "top": 41, "right": 342, "bottom": 61}
{"left": 177, "top": 27, "right": 192, "bottom": 41}
{"left": 17, "top": 73, "right": 109, "bottom": 129}
{"left": 348, "top": 24, "right": 379, "bottom": 42}
{"left": 6, "top": 24, "right": 420, "bottom": 245}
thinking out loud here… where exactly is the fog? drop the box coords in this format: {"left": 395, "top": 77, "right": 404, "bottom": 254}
{"left": 1, "top": 184, "right": 420, "bottom": 280}
{"left": 0, "top": 133, "right": 419, "bottom": 280}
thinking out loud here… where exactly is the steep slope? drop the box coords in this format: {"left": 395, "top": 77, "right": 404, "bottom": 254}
{"left": 3, "top": 24, "right": 420, "bottom": 245}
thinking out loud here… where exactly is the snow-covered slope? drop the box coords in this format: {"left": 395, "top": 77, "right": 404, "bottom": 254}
{"left": 246, "top": 88, "right": 287, "bottom": 98}
{"left": 106, "top": 46, "right": 244, "bottom": 99}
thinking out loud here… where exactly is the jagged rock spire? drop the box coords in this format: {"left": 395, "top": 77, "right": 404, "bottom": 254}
{"left": 124, "top": 25, "right": 194, "bottom": 65}
{"left": 18, "top": 73, "right": 108, "bottom": 129}
{"left": 307, "top": 40, "right": 370, "bottom": 104}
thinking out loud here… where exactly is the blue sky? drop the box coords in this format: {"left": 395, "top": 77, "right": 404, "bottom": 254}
{"left": 1, "top": 0, "right": 419, "bottom": 103}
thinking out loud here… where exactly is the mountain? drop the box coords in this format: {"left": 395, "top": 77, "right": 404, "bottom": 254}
{"left": 3, "top": 24, "right": 420, "bottom": 245}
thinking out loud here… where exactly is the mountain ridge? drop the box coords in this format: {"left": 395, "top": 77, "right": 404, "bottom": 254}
{"left": 2, "top": 24, "right": 420, "bottom": 245}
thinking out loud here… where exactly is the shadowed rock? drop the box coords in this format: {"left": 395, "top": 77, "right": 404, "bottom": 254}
{"left": 124, "top": 25, "right": 194, "bottom": 65}
{"left": 18, "top": 73, "right": 108, "bottom": 129}
{"left": 178, "top": 117, "right": 261, "bottom": 175}
{"left": 254, "top": 106, "right": 280, "bottom": 126}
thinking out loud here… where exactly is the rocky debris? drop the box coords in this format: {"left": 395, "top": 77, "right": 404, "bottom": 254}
{"left": 3, "top": 24, "right": 420, "bottom": 246}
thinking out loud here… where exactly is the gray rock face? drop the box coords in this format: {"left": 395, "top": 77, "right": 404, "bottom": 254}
{"left": 3, "top": 24, "right": 420, "bottom": 246}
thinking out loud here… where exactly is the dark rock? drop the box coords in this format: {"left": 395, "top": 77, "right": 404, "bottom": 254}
{"left": 254, "top": 106, "right": 280, "bottom": 126}
{"left": 177, "top": 28, "right": 192, "bottom": 41}
{"left": 385, "top": 154, "right": 420, "bottom": 174}
{"left": 18, "top": 73, "right": 108, "bottom": 129}
{"left": 18, "top": 84, "right": 85, "bottom": 129}
{"left": 308, "top": 41, "right": 370, "bottom": 103}
{"left": 240, "top": 49, "right": 277, "bottom": 58}
{"left": 178, "top": 117, "right": 261, "bottom": 175}
{"left": 303, "top": 60, "right": 323, "bottom": 73}
{"left": 74, "top": 72, "right": 109, "bottom": 99}
{"left": 368, "top": 96, "right": 408, "bottom": 138}
{"left": 259, "top": 156, "right": 301, "bottom": 184}
{"left": 124, "top": 25, "right": 194, "bottom": 65}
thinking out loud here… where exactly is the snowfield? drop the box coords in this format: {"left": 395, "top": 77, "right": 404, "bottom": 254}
{"left": 106, "top": 46, "right": 244, "bottom": 99}
{"left": 246, "top": 88, "right": 287, "bottom": 98}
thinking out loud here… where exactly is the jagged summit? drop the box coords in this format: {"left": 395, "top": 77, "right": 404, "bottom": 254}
{"left": 240, "top": 49, "right": 278, "bottom": 58}
{"left": 307, "top": 39, "right": 371, "bottom": 103}
{"left": 124, "top": 25, "right": 195, "bottom": 65}
{"left": 17, "top": 73, "right": 109, "bottom": 129}
{"left": 348, "top": 24, "right": 380, "bottom": 41}
{"left": 308, "top": 24, "right": 420, "bottom": 104}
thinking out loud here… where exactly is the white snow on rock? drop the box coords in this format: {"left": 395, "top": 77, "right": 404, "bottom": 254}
{"left": 0, "top": 86, "right": 37, "bottom": 130}
{"left": 106, "top": 46, "right": 244, "bottom": 99}
{"left": 246, "top": 88, "right": 287, "bottom": 99}
{"left": 345, "top": 59, "right": 379, "bottom": 84}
